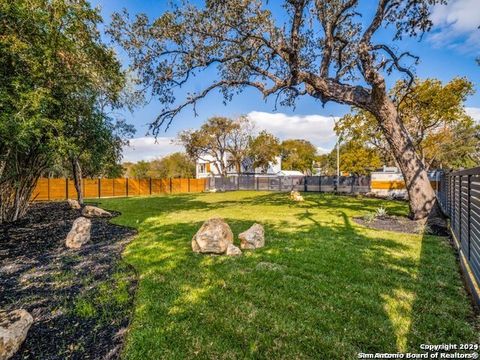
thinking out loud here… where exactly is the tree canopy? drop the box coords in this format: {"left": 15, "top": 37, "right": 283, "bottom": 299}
{"left": 177, "top": 117, "right": 253, "bottom": 176}
{"left": 280, "top": 139, "right": 318, "bottom": 174}
{"left": 0, "top": 0, "right": 131, "bottom": 220}
{"left": 248, "top": 131, "right": 281, "bottom": 173}
{"left": 335, "top": 78, "right": 479, "bottom": 170}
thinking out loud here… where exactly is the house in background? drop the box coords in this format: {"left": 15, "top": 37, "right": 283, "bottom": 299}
{"left": 196, "top": 155, "right": 282, "bottom": 178}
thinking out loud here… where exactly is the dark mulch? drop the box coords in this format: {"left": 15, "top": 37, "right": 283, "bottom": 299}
{"left": 353, "top": 215, "right": 449, "bottom": 237}
{"left": 354, "top": 215, "right": 423, "bottom": 234}
{"left": 0, "top": 202, "right": 137, "bottom": 360}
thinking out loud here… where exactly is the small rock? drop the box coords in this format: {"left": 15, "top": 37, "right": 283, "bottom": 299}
{"left": 239, "top": 223, "right": 265, "bottom": 250}
{"left": 81, "top": 205, "right": 111, "bottom": 218}
{"left": 67, "top": 199, "right": 81, "bottom": 210}
{"left": 192, "top": 218, "right": 233, "bottom": 254}
{"left": 0, "top": 309, "right": 33, "bottom": 360}
{"left": 65, "top": 217, "right": 91, "bottom": 249}
{"left": 226, "top": 244, "right": 242, "bottom": 256}
{"left": 290, "top": 191, "right": 304, "bottom": 202}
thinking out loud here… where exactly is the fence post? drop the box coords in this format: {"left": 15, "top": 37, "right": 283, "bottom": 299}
{"left": 188, "top": 178, "right": 191, "bottom": 192}
{"left": 149, "top": 177, "right": 152, "bottom": 195}
{"left": 126, "top": 178, "right": 129, "bottom": 197}
{"left": 170, "top": 178, "right": 173, "bottom": 193}
{"left": 65, "top": 178, "right": 69, "bottom": 200}
{"left": 304, "top": 176, "right": 307, "bottom": 192}
{"left": 237, "top": 175, "right": 240, "bottom": 190}
{"left": 98, "top": 178, "right": 101, "bottom": 198}
{"left": 319, "top": 176, "right": 321, "bottom": 193}
{"left": 256, "top": 176, "right": 259, "bottom": 191}
{"left": 279, "top": 177, "right": 282, "bottom": 191}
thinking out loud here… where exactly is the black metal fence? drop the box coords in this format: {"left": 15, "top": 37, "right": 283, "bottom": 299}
{"left": 206, "top": 175, "right": 371, "bottom": 194}
{"left": 437, "top": 167, "right": 480, "bottom": 294}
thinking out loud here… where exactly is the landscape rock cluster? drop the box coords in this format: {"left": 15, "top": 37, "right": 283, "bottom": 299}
{"left": 192, "top": 218, "right": 264, "bottom": 256}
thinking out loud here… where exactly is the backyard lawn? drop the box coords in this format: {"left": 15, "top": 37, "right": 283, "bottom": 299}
{"left": 98, "top": 191, "right": 478, "bottom": 359}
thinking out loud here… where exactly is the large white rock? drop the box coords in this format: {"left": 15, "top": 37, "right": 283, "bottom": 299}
{"left": 81, "top": 205, "right": 111, "bottom": 218}
{"left": 192, "top": 218, "right": 233, "bottom": 254}
{"left": 226, "top": 244, "right": 242, "bottom": 256}
{"left": 67, "top": 199, "right": 81, "bottom": 210}
{"left": 239, "top": 223, "right": 265, "bottom": 250}
{"left": 0, "top": 309, "right": 33, "bottom": 360}
{"left": 65, "top": 217, "right": 91, "bottom": 249}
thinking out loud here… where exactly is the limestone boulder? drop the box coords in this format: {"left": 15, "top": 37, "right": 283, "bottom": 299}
{"left": 65, "top": 217, "right": 91, "bottom": 249}
{"left": 226, "top": 244, "right": 242, "bottom": 256}
{"left": 0, "top": 309, "right": 33, "bottom": 360}
{"left": 239, "top": 223, "right": 265, "bottom": 250}
{"left": 81, "top": 205, "right": 111, "bottom": 218}
{"left": 290, "top": 190, "right": 304, "bottom": 202}
{"left": 192, "top": 218, "right": 233, "bottom": 254}
{"left": 67, "top": 199, "right": 81, "bottom": 210}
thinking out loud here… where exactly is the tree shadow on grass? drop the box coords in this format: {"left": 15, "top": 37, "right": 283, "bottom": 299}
{"left": 406, "top": 232, "right": 479, "bottom": 350}
{"left": 247, "top": 191, "right": 409, "bottom": 217}
{"left": 119, "top": 208, "right": 478, "bottom": 359}
{"left": 99, "top": 192, "right": 477, "bottom": 359}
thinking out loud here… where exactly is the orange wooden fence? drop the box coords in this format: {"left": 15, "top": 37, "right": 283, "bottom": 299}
{"left": 31, "top": 178, "right": 208, "bottom": 201}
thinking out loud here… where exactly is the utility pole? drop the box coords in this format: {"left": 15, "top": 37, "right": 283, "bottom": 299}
{"left": 331, "top": 114, "right": 341, "bottom": 191}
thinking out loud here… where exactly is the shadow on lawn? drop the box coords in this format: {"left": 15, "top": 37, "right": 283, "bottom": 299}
{"left": 248, "top": 191, "right": 409, "bottom": 217}
{"left": 109, "top": 193, "right": 477, "bottom": 359}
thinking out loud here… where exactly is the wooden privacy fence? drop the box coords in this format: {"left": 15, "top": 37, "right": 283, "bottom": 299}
{"left": 31, "top": 178, "right": 208, "bottom": 201}
{"left": 437, "top": 167, "right": 480, "bottom": 305}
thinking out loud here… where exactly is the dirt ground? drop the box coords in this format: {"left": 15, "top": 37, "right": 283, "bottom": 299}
{"left": 0, "top": 202, "right": 137, "bottom": 360}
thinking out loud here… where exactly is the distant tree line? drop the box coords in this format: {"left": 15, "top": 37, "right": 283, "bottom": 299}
{"left": 176, "top": 116, "right": 322, "bottom": 176}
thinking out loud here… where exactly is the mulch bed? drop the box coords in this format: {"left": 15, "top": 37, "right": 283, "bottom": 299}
{"left": 354, "top": 215, "right": 423, "bottom": 234}
{"left": 0, "top": 202, "right": 137, "bottom": 360}
{"left": 353, "top": 215, "right": 449, "bottom": 236}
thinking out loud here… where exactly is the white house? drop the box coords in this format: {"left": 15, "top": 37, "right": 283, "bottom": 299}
{"left": 196, "top": 154, "right": 282, "bottom": 178}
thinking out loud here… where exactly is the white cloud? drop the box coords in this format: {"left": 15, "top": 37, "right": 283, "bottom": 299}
{"left": 429, "top": 0, "right": 480, "bottom": 52}
{"left": 122, "top": 136, "right": 182, "bottom": 163}
{"left": 247, "top": 111, "right": 338, "bottom": 152}
{"left": 466, "top": 107, "right": 480, "bottom": 122}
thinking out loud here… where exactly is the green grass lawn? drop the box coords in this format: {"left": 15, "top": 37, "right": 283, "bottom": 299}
{"left": 97, "top": 191, "right": 478, "bottom": 359}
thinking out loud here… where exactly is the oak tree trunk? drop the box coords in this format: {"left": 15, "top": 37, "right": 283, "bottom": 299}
{"left": 372, "top": 96, "right": 437, "bottom": 220}
{"left": 71, "top": 157, "right": 84, "bottom": 205}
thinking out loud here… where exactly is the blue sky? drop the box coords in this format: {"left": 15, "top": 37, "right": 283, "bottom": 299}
{"left": 90, "top": 0, "right": 480, "bottom": 162}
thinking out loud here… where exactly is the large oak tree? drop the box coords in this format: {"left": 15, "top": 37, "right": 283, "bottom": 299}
{"left": 110, "top": 0, "right": 448, "bottom": 219}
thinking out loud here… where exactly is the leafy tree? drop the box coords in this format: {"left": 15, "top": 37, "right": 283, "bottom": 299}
{"left": 280, "top": 139, "right": 317, "bottom": 174}
{"left": 226, "top": 116, "right": 254, "bottom": 173}
{"left": 130, "top": 161, "right": 151, "bottom": 179}
{"left": 249, "top": 131, "right": 281, "bottom": 173}
{"left": 335, "top": 78, "right": 478, "bottom": 171}
{"left": 177, "top": 117, "right": 250, "bottom": 176}
{"left": 150, "top": 152, "right": 195, "bottom": 178}
{"left": 110, "top": 0, "right": 448, "bottom": 218}
{"left": 0, "top": 0, "right": 130, "bottom": 220}
{"left": 321, "top": 141, "right": 382, "bottom": 176}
